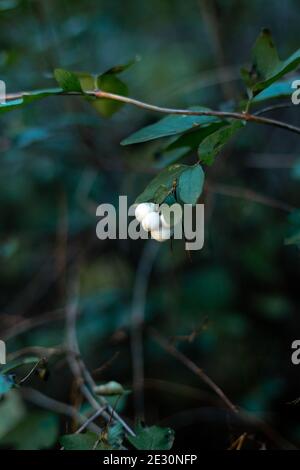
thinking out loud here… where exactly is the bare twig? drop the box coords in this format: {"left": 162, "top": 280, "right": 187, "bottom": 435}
{"left": 207, "top": 182, "right": 295, "bottom": 213}
{"left": 150, "top": 328, "right": 238, "bottom": 414}
{"left": 150, "top": 328, "right": 297, "bottom": 449}
{"left": 2, "top": 308, "right": 65, "bottom": 341}
{"left": 75, "top": 408, "right": 105, "bottom": 435}
{"left": 254, "top": 103, "right": 295, "bottom": 116}
{"left": 21, "top": 387, "right": 101, "bottom": 434}
{"left": 18, "top": 359, "right": 44, "bottom": 385}
{"left": 91, "top": 90, "right": 300, "bottom": 135}
{"left": 65, "top": 275, "right": 135, "bottom": 437}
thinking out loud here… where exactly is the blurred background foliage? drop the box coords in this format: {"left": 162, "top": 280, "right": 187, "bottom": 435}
{"left": 1, "top": 0, "right": 300, "bottom": 450}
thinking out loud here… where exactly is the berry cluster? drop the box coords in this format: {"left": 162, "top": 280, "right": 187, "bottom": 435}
{"left": 134, "top": 202, "right": 173, "bottom": 242}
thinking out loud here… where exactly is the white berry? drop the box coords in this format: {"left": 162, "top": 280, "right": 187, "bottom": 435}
{"left": 142, "top": 211, "right": 161, "bottom": 232}
{"left": 135, "top": 203, "right": 156, "bottom": 223}
{"left": 150, "top": 227, "right": 172, "bottom": 242}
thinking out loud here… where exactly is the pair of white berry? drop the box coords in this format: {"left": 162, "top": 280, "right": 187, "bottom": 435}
{"left": 135, "top": 202, "right": 172, "bottom": 242}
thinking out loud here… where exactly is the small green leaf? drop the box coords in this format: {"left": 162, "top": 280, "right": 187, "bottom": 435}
{"left": 54, "top": 68, "right": 82, "bottom": 92}
{"left": 93, "top": 380, "right": 127, "bottom": 396}
{"left": 128, "top": 423, "right": 175, "bottom": 450}
{"left": 75, "top": 72, "right": 96, "bottom": 92}
{"left": 253, "top": 78, "right": 298, "bottom": 102}
{"left": 177, "top": 164, "right": 205, "bottom": 205}
{"left": 155, "top": 122, "right": 227, "bottom": 169}
{"left": 107, "top": 423, "right": 124, "bottom": 449}
{"left": 121, "top": 108, "right": 221, "bottom": 145}
{"left": 0, "top": 391, "right": 26, "bottom": 439}
{"left": 60, "top": 432, "right": 102, "bottom": 450}
{"left": 1, "top": 411, "right": 59, "bottom": 450}
{"left": 135, "top": 164, "right": 188, "bottom": 204}
{"left": 93, "top": 73, "right": 128, "bottom": 117}
{"left": 242, "top": 29, "right": 300, "bottom": 93}
{"left": 198, "top": 121, "right": 244, "bottom": 165}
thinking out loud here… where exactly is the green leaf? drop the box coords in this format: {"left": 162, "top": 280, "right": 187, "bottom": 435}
{"left": 177, "top": 164, "right": 205, "bottom": 205}
{"left": 0, "top": 374, "right": 14, "bottom": 395}
{"left": 0, "top": 391, "right": 26, "bottom": 439}
{"left": 135, "top": 164, "right": 188, "bottom": 204}
{"left": 60, "top": 432, "right": 102, "bottom": 450}
{"left": 253, "top": 78, "right": 298, "bottom": 102}
{"left": 93, "top": 73, "right": 128, "bottom": 117}
{"left": 74, "top": 60, "right": 135, "bottom": 117}
{"left": 54, "top": 68, "right": 82, "bottom": 92}
{"left": 93, "top": 380, "right": 127, "bottom": 396}
{"left": 104, "top": 58, "right": 139, "bottom": 75}
{"left": 1, "top": 411, "right": 59, "bottom": 450}
{"left": 242, "top": 29, "right": 300, "bottom": 94}
{"left": 121, "top": 108, "right": 221, "bottom": 145}
{"left": 198, "top": 121, "right": 244, "bottom": 165}
{"left": 107, "top": 423, "right": 124, "bottom": 449}
{"left": 155, "top": 122, "right": 227, "bottom": 169}
{"left": 72, "top": 70, "right": 129, "bottom": 117}
{"left": 1, "top": 356, "right": 40, "bottom": 374}
{"left": 128, "top": 424, "right": 174, "bottom": 450}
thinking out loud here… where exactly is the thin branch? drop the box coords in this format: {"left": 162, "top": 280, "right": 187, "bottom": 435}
{"left": 206, "top": 182, "right": 295, "bottom": 213}
{"left": 150, "top": 328, "right": 297, "bottom": 449}
{"left": 254, "top": 103, "right": 295, "bottom": 116}
{"left": 65, "top": 274, "right": 135, "bottom": 437}
{"left": 150, "top": 327, "right": 239, "bottom": 414}
{"left": 18, "top": 359, "right": 44, "bottom": 385}
{"left": 75, "top": 408, "right": 105, "bottom": 434}
{"left": 21, "top": 387, "right": 101, "bottom": 434}
{"left": 92, "top": 90, "right": 300, "bottom": 135}
{"left": 5, "top": 89, "right": 300, "bottom": 135}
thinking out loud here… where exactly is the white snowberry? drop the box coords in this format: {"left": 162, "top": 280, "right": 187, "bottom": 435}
{"left": 150, "top": 227, "right": 172, "bottom": 242}
{"left": 142, "top": 211, "right": 161, "bottom": 232}
{"left": 134, "top": 203, "right": 156, "bottom": 223}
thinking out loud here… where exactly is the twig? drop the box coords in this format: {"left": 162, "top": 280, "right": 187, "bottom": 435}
{"left": 150, "top": 328, "right": 297, "bottom": 449}
{"left": 91, "top": 90, "right": 300, "bottom": 135}
{"left": 7, "top": 345, "right": 64, "bottom": 362}
{"left": 5, "top": 89, "right": 300, "bottom": 135}
{"left": 65, "top": 274, "right": 135, "bottom": 437}
{"left": 254, "top": 103, "right": 295, "bottom": 116}
{"left": 21, "top": 387, "right": 101, "bottom": 434}
{"left": 75, "top": 408, "right": 105, "bottom": 434}
{"left": 228, "top": 432, "right": 248, "bottom": 450}
{"left": 18, "top": 358, "right": 44, "bottom": 385}
{"left": 207, "top": 182, "right": 295, "bottom": 213}
{"left": 150, "top": 328, "right": 239, "bottom": 414}
{"left": 131, "top": 240, "right": 160, "bottom": 419}
{"left": 2, "top": 308, "right": 65, "bottom": 341}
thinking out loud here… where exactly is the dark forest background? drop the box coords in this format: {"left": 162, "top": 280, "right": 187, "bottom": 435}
{"left": 1, "top": 0, "right": 300, "bottom": 450}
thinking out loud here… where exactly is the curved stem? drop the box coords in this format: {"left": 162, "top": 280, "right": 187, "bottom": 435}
{"left": 5, "top": 89, "right": 300, "bottom": 135}
{"left": 93, "top": 90, "right": 300, "bottom": 135}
